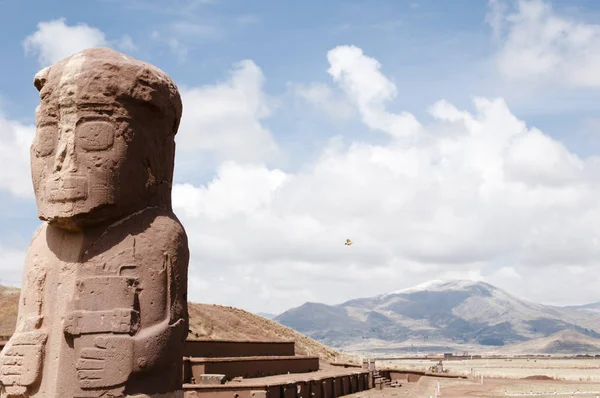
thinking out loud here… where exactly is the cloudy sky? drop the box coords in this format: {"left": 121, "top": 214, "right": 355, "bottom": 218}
{"left": 2, "top": 0, "right": 600, "bottom": 314}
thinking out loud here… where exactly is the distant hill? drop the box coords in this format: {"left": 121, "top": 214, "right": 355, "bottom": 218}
{"left": 564, "top": 302, "right": 600, "bottom": 314}
{"left": 0, "top": 286, "right": 20, "bottom": 337}
{"left": 503, "top": 330, "right": 600, "bottom": 355}
{"left": 256, "top": 312, "right": 277, "bottom": 320}
{"left": 0, "top": 287, "right": 350, "bottom": 362}
{"left": 274, "top": 280, "right": 600, "bottom": 354}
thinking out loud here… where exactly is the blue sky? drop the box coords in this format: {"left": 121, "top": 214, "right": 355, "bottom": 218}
{"left": 4, "top": 0, "right": 600, "bottom": 155}
{"left": 1, "top": 0, "right": 600, "bottom": 313}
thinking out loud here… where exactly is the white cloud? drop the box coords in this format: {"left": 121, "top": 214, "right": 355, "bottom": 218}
{"left": 488, "top": 265, "right": 600, "bottom": 306}
{"left": 504, "top": 127, "right": 584, "bottom": 186}
{"left": 491, "top": 266, "right": 522, "bottom": 280}
{"left": 173, "top": 162, "right": 288, "bottom": 220}
{"left": 292, "top": 82, "right": 355, "bottom": 120}
{"left": 486, "top": 0, "right": 509, "bottom": 39}
{"left": 170, "top": 21, "right": 220, "bottom": 39}
{"left": 151, "top": 31, "right": 189, "bottom": 61}
{"left": 167, "top": 38, "right": 188, "bottom": 62}
{"left": 113, "top": 0, "right": 217, "bottom": 15}
{"left": 327, "top": 45, "right": 422, "bottom": 138}
{"left": 171, "top": 45, "right": 600, "bottom": 312}
{"left": 23, "top": 18, "right": 136, "bottom": 67}
{"left": 23, "top": 18, "right": 107, "bottom": 66}
{"left": 491, "top": 0, "right": 600, "bottom": 88}
{"left": 117, "top": 34, "right": 138, "bottom": 52}
{"left": 0, "top": 114, "right": 34, "bottom": 198}
{"left": 177, "top": 60, "right": 279, "bottom": 166}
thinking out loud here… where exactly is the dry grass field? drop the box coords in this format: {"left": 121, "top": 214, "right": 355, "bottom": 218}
{"left": 377, "top": 357, "right": 600, "bottom": 382}
{"left": 187, "top": 303, "right": 359, "bottom": 362}
{"left": 348, "top": 376, "right": 600, "bottom": 398}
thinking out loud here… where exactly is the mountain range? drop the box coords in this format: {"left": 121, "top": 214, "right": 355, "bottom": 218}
{"left": 274, "top": 280, "right": 600, "bottom": 354}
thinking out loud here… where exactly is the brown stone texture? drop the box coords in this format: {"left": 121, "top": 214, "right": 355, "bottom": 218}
{"left": 187, "top": 356, "right": 320, "bottom": 381}
{"left": 0, "top": 47, "right": 188, "bottom": 397}
{"left": 195, "top": 375, "right": 226, "bottom": 386}
{"left": 184, "top": 340, "right": 295, "bottom": 358}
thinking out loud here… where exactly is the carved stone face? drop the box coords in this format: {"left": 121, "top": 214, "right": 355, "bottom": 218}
{"left": 31, "top": 49, "right": 182, "bottom": 230}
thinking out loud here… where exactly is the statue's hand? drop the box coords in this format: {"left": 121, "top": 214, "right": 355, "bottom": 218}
{"left": 0, "top": 331, "right": 46, "bottom": 394}
{"left": 1, "top": 385, "right": 28, "bottom": 398}
{"left": 76, "top": 335, "right": 133, "bottom": 390}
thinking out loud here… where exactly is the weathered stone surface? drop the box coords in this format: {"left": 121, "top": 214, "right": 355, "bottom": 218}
{"left": 0, "top": 47, "right": 189, "bottom": 397}
{"left": 197, "top": 374, "right": 226, "bottom": 385}
{"left": 249, "top": 391, "right": 267, "bottom": 398}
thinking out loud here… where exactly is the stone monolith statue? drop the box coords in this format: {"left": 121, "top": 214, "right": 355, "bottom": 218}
{"left": 0, "top": 48, "right": 189, "bottom": 398}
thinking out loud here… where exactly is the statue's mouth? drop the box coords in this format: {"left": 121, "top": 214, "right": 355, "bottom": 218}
{"left": 45, "top": 175, "right": 88, "bottom": 203}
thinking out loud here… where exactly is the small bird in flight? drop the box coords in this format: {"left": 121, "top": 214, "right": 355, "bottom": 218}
{"left": 345, "top": 239, "right": 353, "bottom": 246}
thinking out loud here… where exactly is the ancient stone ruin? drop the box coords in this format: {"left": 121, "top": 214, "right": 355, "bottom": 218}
{"left": 0, "top": 47, "right": 189, "bottom": 397}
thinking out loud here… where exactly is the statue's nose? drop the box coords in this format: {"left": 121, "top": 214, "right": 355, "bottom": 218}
{"left": 52, "top": 127, "right": 78, "bottom": 173}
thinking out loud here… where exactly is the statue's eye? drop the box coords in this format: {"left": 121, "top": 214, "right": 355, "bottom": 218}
{"left": 76, "top": 121, "right": 114, "bottom": 151}
{"left": 33, "top": 126, "right": 56, "bottom": 157}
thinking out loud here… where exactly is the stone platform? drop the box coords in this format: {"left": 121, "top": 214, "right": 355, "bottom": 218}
{"left": 182, "top": 340, "right": 372, "bottom": 398}
{"left": 185, "top": 356, "right": 320, "bottom": 381}
{"left": 184, "top": 340, "right": 296, "bottom": 358}
{"left": 183, "top": 366, "right": 370, "bottom": 398}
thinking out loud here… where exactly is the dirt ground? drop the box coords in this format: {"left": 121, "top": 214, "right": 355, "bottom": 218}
{"left": 378, "top": 358, "right": 600, "bottom": 382}
{"left": 347, "top": 376, "right": 600, "bottom": 398}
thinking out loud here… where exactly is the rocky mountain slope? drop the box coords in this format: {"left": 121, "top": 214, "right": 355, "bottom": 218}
{"left": 274, "top": 280, "right": 600, "bottom": 354}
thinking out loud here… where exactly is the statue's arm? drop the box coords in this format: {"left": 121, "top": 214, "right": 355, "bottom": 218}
{"left": 131, "top": 314, "right": 186, "bottom": 372}
{"left": 7, "top": 224, "right": 47, "bottom": 335}
{"left": 131, "top": 236, "right": 189, "bottom": 373}
{"left": 0, "top": 250, "right": 31, "bottom": 358}
{"left": 0, "top": 226, "right": 47, "bottom": 393}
